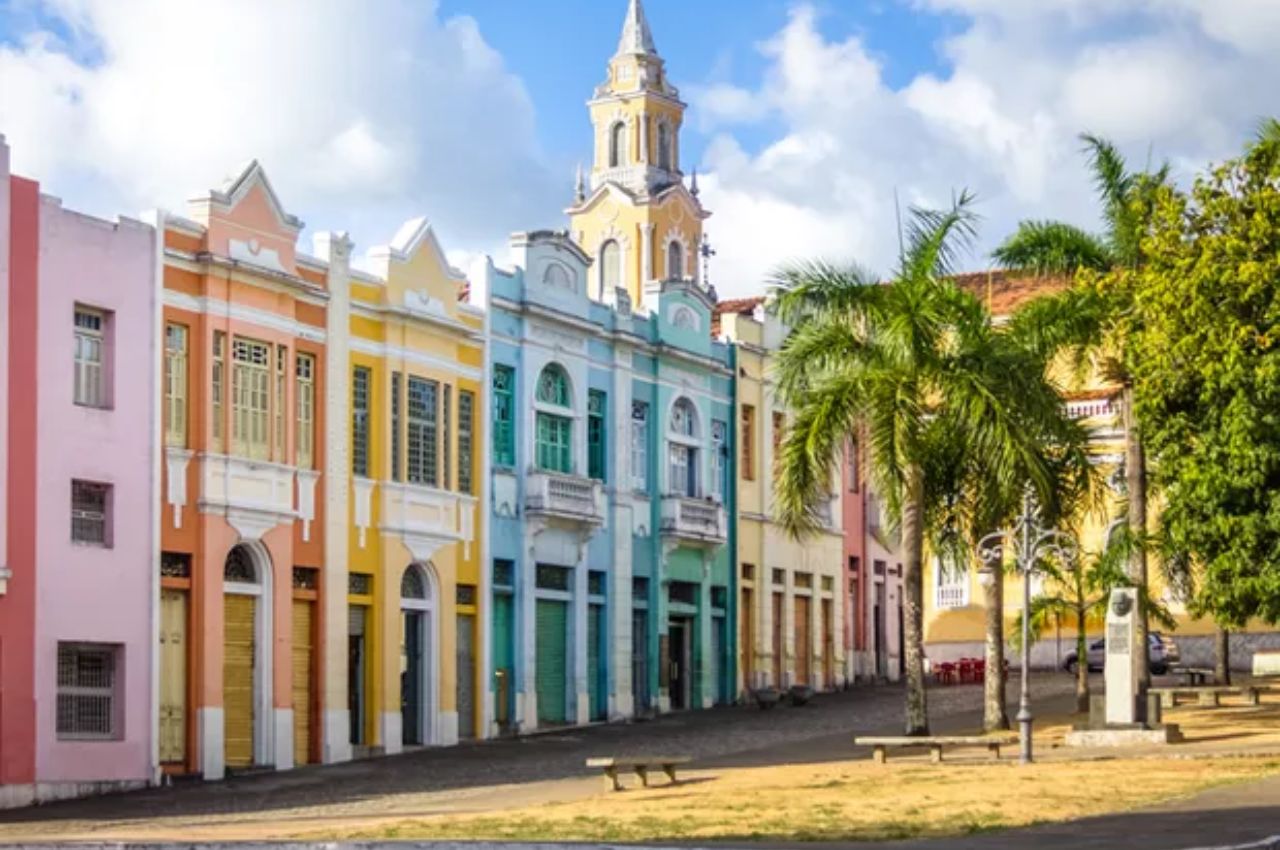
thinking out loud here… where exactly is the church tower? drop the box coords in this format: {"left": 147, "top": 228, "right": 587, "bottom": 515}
{"left": 567, "top": 0, "right": 711, "bottom": 310}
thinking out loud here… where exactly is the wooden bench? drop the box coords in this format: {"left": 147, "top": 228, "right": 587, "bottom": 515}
{"left": 586, "top": 756, "right": 691, "bottom": 791}
{"left": 1151, "top": 685, "right": 1271, "bottom": 708}
{"left": 853, "top": 734, "right": 1019, "bottom": 764}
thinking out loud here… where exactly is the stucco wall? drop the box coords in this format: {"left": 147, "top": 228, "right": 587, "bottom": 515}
{"left": 33, "top": 198, "right": 155, "bottom": 784}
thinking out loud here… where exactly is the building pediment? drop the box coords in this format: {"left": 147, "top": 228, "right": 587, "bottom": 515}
{"left": 367, "top": 217, "right": 469, "bottom": 323}
{"left": 188, "top": 160, "right": 305, "bottom": 277}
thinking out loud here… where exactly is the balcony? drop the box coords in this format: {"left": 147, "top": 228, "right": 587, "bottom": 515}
{"left": 525, "top": 471, "right": 605, "bottom": 525}
{"left": 660, "top": 496, "right": 728, "bottom": 547}
{"left": 935, "top": 582, "right": 970, "bottom": 610}
{"left": 380, "top": 482, "right": 476, "bottom": 562}
{"left": 197, "top": 453, "right": 299, "bottom": 541}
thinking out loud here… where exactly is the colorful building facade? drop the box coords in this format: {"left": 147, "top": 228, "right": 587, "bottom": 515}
{"left": 715, "top": 298, "right": 847, "bottom": 696}
{"left": 0, "top": 136, "right": 158, "bottom": 807}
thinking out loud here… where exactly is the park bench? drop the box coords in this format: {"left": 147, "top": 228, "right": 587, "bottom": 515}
{"left": 1151, "top": 685, "right": 1272, "bottom": 708}
{"left": 1167, "top": 666, "right": 1214, "bottom": 686}
{"left": 586, "top": 756, "right": 691, "bottom": 791}
{"left": 853, "top": 734, "right": 1019, "bottom": 764}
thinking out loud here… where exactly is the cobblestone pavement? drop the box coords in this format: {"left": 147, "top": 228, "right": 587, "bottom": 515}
{"left": 0, "top": 674, "right": 1080, "bottom": 836}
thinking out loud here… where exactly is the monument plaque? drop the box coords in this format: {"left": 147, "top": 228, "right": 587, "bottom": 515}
{"left": 1105, "top": 588, "right": 1140, "bottom": 725}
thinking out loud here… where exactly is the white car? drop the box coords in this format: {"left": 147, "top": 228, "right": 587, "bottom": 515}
{"left": 1062, "top": 631, "right": 1181, "bottom": 675}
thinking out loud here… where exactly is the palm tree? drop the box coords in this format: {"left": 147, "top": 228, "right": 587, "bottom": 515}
{"left": 771, "top": 194, "right": 1086, "bottom": 735}
{"left": 1015, "top": 523, "right": 1175, "bottom": 713}
{"left": 993, "top": 134, "right": 1170, "bottom": 687}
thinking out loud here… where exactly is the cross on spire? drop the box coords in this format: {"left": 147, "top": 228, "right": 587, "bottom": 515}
{"left": 617, "top": 0, "right": 658, "bottom": 57}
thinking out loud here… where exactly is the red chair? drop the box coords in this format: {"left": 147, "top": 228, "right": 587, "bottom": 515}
{"left": 974, "top": 659, "right": 986, "bottom": 681}
{"left": 937, "top": 662, "right": 957, "bottom": 685}
{"left": 958, "top": 658, "right": 975, "bottom": 684}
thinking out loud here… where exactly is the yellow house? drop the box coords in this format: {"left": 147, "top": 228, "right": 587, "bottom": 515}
{"left": 339, "top": 218, "right": 486, "bottom": 752}
{"left": 716, "top": 298, "right": 847, "bottom": 696}
{"left": 924, "top": 271, "right": 1278, "bottom": 670}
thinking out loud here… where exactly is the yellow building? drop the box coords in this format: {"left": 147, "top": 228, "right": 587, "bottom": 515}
{"left": 716, "top": 299, "right": 847, "bottom": 695}
{"left": 923, "top": 272, "right": 1278, "bottom": 669}
{"left": 567, "top": 0, "right": 709, "bottom": 310}
{"left": 337, "top": 218, "right": 487, "bottom": 752}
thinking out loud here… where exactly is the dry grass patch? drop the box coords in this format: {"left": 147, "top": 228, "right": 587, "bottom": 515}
{"left": 329, "top": 756, "right": 1280, "bottom": 844}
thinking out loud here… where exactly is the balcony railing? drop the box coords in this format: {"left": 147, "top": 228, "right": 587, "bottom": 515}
{"left": 526, "top": 471, "right": 605, "bottom": 524}
{"left": 935, "top": 582, "right": 970, "bottom": 610}
{"left": 660, "top": 495, "right": 727, "bottom": 546}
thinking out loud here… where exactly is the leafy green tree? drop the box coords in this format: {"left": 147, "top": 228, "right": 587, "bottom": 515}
{"left": 1014, "top": 524, "right": 1175, "bottom": 713}
{"left": 770, "top": 194, "right": 1088, "bottom": 735}
{"left": 994, "top": 135, "right": 1171, "bottom": 686}
{"left": 1128, "top": 125, "right": 1280, "bottom": 627}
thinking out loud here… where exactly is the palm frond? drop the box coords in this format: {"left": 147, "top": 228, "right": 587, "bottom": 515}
{"left": 991, "top": 220, "right": 1113, "bottom": 276}
{"left": 1003, "top": 284, "right": 1106, "bottom": 367}
{"left": 1255, "top": 117, "right": 1280, "bottom": 145}
{"left": 769, "top": 260, "right": 881, "bottom": 326}
{"left": 898, "top": 190, "right": 980, "bottom": 283}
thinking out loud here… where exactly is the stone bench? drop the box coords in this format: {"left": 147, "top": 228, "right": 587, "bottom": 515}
{"left": 853, "top": 734, "right": 1019, "bottom": 764}
{"left": 1151, "top": 685, "right": 1271, "bottom": 708}
{"left": 586, "top": 756, "right": 691, "bottom": 791}
{"left": 1167, "top": 666, "right": 1214, "bottom": 686}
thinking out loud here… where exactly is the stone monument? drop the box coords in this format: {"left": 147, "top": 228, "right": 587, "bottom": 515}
{"left": 1105, "top": 587, "right": 1141, "bottom": 724}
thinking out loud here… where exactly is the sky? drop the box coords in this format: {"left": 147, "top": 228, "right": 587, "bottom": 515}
{"left": 1, "top": 0, "right": 1278, "bottom": 297}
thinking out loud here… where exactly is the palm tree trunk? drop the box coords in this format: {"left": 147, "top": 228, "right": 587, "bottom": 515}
{"left": 1215, "top": 627, "right": 1231, "bottom": 686}
{"left": 901, "top": 463, "right": 929, "bottom": 736}
{"left": 982, "top": 567, "right": 1009, "bottom": 731}
{"left": 1075, "top": 596, "right": 1089, "bottom": 714}
{"left": 1122, "top": 384, "right": 1151, "bottom": 689}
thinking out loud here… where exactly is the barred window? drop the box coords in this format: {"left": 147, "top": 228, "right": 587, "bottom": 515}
{"left": 588, "top": 390, "right": 606, "bottom": 481}
{"left": 492, "top": 365, "right": 515, "bottom": 467}
{"left": 74, "top": 307, "right": 108, "bottom": 408}
{"left": 352, "top": 366, "right": 371, "bottom": 477}
{"left": 630, "top": 401, "right": 649, "bottom": 490}
{"left": 71, "top": 480, "right": 111, "bottom": 546}
{"left": 296, "top": 354, "right": 315, "bottom": 470}
{"left": 164, "top": 324, "right": 188, "bottom": 447}
{"left": 231, "top": 337, "right": 271, "bottom": 460}
{"left": 57, "top": 644, "right": 119, "bottom": 740}
{"left": 391, "top": 372, "right": 403, "bottom": 482}
{"left": 458, "top": 390, "right": 475, "bottom": 495}
{"left": 407, "top": 377, "right": 439, "bottom": 486}
{"left": 443, "top": 384, "right": 453, "bottom": 490}
{"left": 273, "top": 345, "right": 287, "bottom": 462}
{"left": 212, "top": 332, "right": 226, "bottom": 448}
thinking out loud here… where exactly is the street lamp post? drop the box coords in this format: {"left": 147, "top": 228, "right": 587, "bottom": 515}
{"left": 977, "top": 490, "right": 1077, "bottom": 765}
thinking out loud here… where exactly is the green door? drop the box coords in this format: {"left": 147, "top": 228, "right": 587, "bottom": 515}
{"left": 588, "top": 604, "right": 605, "bottom": 721}
{"left": 535, "top": 599, "right": 569, "bottom": 726}
{"left": 492, "top": 592, "right": 515, "bottom": 731}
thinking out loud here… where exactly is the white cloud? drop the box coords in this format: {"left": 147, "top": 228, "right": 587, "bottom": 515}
{"left": 0, "top": 0, "right": 561, "bottom": 257}
{"left": 693, "top": 1, "right": 1280, "bottom": 297}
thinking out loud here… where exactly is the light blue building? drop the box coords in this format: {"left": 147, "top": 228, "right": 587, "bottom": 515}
{"left": 478, "top": 230, "right": 735, "bottom": 733}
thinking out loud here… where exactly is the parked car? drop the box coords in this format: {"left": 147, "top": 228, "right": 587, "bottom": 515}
{"left": 1062, "top": 631, "right": 1181, "bottom": 675}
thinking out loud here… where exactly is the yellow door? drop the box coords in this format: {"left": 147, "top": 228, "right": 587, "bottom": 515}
{"left": 159, "top": 589, "right": 188, "bottom": 764}
{"left": 224, "top": 594, "right": 257, "bottom": 769}
{"left": 291, "top": 599, "right": 314, "bottom": 766}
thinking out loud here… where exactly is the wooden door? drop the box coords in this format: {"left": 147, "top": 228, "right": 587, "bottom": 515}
{"left": 822, "top": 598, "right": 835, "bottom": 688}
{"left": 740, "top": 588, "right": 754, "bottom": 690}
{"left": 771, "top": 592, "right": 783, "bottom": 686}
{"left": 224, "top": 594, "right": 256, "bottom": 769}
{"left": 291, "top": 599, "right": 314, "bottom": 766}
{"left": 795, "top": 596, "right": 812, "bottom": 686}
{"left": 158, "top": 589, "right": 188, "bottom": 764}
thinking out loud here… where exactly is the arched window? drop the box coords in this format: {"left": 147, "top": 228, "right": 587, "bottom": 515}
{"left": 667, "top": 240, "right": 684, "bottom": 280}
{"left": 670, "top": 397, "right": 698, "bottom": 438}
{"left": 600, "top": 240, "right": 621, "bottom": 298}
{"left": 536, "top": 364, "right": 573, "bottom": 474}
{"left": 224, "top": 545, "right": 257, "bottom": 583}
{"left": 609, "top": 122, "right": 628, "bottom": 168}
{"left": 401, "top": 565, "right": 427, "bottom": 600}
{"left": 657, "top": 123, "right": 672, "bottom": 171}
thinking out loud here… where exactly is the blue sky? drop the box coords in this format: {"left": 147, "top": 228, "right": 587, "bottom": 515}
{"left": 1, "top": 1, "right": 1277, "bottom": 294}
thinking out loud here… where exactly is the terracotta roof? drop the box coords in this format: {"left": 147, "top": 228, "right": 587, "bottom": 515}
{"left": 952, "top": 270, "right": 1072, "bottom": 317}
{"left": 712, "top": 296, "right": 767, "bottom": 317}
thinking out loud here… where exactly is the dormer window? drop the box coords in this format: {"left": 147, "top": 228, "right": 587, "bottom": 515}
{"left": 609, "top": 122, "right": 628, "bottom": 169}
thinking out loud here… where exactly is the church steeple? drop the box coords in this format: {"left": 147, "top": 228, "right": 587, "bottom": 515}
{"left": 617, "top": 0, "right": 657, "bottom": 56}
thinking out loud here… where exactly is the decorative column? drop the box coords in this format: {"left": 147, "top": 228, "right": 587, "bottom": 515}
{"left": 317, "top": 231, "right": 354, "bottom": 765}
{"left": 699, "top": 555, "right": 713, "bottom": 708}
{"left": 641, "top": 224, "right": 655, "bottom": 290}
{"left": 639, "top": 114, "right": 650, "bottom": 165}
{"left": 611, "top": 347, "right": 635, "bottom": 719}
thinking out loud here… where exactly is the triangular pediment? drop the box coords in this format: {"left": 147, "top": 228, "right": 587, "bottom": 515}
{"left": 188, "top": 160, "right": 305, "bottom": 276}
{"left": 368, "top": 217, "right": 469, "bottom": 324}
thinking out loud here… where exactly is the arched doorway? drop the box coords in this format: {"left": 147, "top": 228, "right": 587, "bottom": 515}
{"left": 223, "top": 543, "right": 272, "bottom": 769}
{"left": 401, "top": 563, "right": 436, "bottom": 746}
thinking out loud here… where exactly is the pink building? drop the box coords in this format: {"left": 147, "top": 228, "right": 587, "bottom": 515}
{"left": 0, "top": 136, "right": 159, "bottom": 807}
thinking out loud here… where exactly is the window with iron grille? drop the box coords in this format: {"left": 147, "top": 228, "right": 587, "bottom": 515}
{"left": 349, "top": 573, "right": 373, "bottom": 595}
{"left": 795, "top": 572, "right": 813, "bottom": 590}
{"left": 74, "top": 307, "right": 108, "bottom": 408}
{"left": 536, "top": 564, "right": 571, "bottom": 591}
{"left": 160, "top": 551, "right": 191, "bottom": 579}
{"left": 443, "top": 385, "right": 453, "bottom": 490}
{"left": 741, "top": 405, "right": 756, "bottom": 481}
{"left": 296, "top": 354, "right": 315, "bottom": 470}
{"left": 57, "top": 644, "right": 119, "bottom": 740}
{"left": 588, "top": 570, "right": 606, "bottom": 597}
{"left": 711, "top": 586, "right": 728, "bottom": 610}
{"left": 164, "top": 323, "right": 188, "bottom": 447}
{"left": 273, "top": 345, "right": 287, "bottom": 462}
{"left": 390, "top": 372, "right": 403, "bottom": 482}
{"left": 772, "top": 568, "right": 786, "bottom": 586}
{"left": 456, "top": 583, "right": 477, "bottom": 606}
{"left": 492, "top": 365, "right": 515, "bottom": 467}
{"left": 407, "top": 377, "right": 439, "bottom": 486}
{"left": 458, "top": 390, "right": 475, "bottom": 494}
{"left": 588, "top": 390, "right": 606, "bottom": 481}
{"left": 71, "top": 480, "right": 110, "bottom": 546}
{"left": 292, "top": 567, "right": 319, "bottom": 591}
{"left": 232, "top": 337, "right": 272, "bottom": 460}
{"left": 632, "top": 576, "right": 650, "bottom": 602}
{"left": 352, "top": 366, "right": 371, "bottom": 477}
{"left": 669, "top": 581, "right": 697, "bottom": 606}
